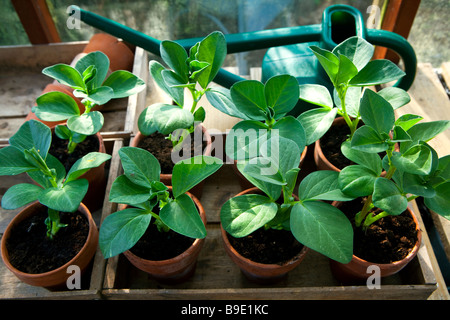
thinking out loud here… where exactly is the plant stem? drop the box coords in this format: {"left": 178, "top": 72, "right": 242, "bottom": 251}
{"left": 46, "top": 208, "right": 67, "bottom": 239}
{"left": 67, "top": 139, "right": 78, "bottom": 154}
{"left": 362, "top": 210, "right": 390, "bottom": 231}
{"left": 355, "top": 195, "right": 373, "bottom": 227}
{"left": 337, "top": 86, "right": 357, "bottom": 138}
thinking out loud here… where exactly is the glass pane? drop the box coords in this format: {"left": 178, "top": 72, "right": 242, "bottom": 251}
{"left": 0, "top": 0, "right": 30, "bottom": 45}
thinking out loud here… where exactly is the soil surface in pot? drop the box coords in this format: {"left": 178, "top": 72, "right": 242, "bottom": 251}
{"left": 5, "top": 206, "right": 89, "bottom": 274}
{"left": 320, "top": 121, "right": 354, "bottom": 170}
{"left": 50, "top": 133, "right": 100, "bottom": 172}
{"left": 227, "top": 228, "right": 304, "bottom": 265}
{"left": 129, "top": 221, "right": 195, "bottom": 261}
{"left": 340, "top": 199, "right": 418, "bottom": 264}
{"left": 137, "top": 131, "right": 207, "bottom": 174}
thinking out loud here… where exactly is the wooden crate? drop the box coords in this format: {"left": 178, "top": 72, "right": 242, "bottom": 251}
{"left": 0, "top": 41, "right": 149, "bottom": 144}
{"left": 99, "top": 66, "right": 449, "bottom": 300}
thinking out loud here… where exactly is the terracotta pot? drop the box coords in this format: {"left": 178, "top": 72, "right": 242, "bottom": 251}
{"left": 49, "top": 125, "right": 107, "bottom": 212}
{"left": 221, "top": 187, "right": 309, "bottom": 284}
{"left": 122, "top": 188, "right": 206, "bottom": 283}
{"left": 83, "top": 33, "right": 135, "bottom": 72}
{"left": 0, "top": 201, "right": 98, "bottom": 288}
{"left": 25, "top": 83, "right": 86, "bottom": 126}
{"left": 329, "top": 202, "right": 422, "bottom": 284}
{"left": 232, "top": 146, "right": 308, "bottom": 191}
{"left": 131, "top": 125, "right": 213, "bottom": 199}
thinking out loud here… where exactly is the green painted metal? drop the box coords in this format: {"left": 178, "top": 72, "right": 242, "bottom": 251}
{"left": 72, "top": 4, "right": 416, "bottom": 106}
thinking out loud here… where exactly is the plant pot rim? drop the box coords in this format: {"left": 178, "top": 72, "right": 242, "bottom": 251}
{"left": 221, "top": 187, "right": 309, "bottom": 270}
{"left": 0, "top": 201, "right": 98, "bottom": 284}
{"left": 332, "top": 200, "right": 422, "bottom": 267}
{"left": 123, "top": 187, "right": 207, "bottom": 265}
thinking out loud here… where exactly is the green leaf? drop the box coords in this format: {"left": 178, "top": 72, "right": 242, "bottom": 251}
{"left": 372, "top": 177, "right": 408, "bottom": 215}
{"left": 377, "top": 87, "right": 411, "bottom": 109}
{"left": 55, "top": 124, "right": 71, "bottom": 140}
{"left": 162, "top": 69, "right": 189, "bottom": 88}
{"left": 34, "top": 91, "right": 80, "bottom": 121}
{"left": 149, "top": 60, "right": 184, "bottom": 106}
{"left": 160, "top": 40, "right": 189, "bottom": 82}
{"left": 74, "top": 51, "right": 110, "bottom": 88}
{"left": 298, "top": 170, "right": 354, "bottom": 201}
{"left": 351, "top": 125, "right": 389, "bottom": 153}
{"left": 103, "top": 70, "right": 146, "bottom": 98}
{"left": 225, "top": 120, "right": 269, "bottom": 160}
{"left": 9, "top": 119, "right": 51, "bottom": 160}
{"left": 264, "top": 75, "right": 299, "bottom": 116}
{"left": 424, "top": 182, "right": 450, "bottom": 220}
{"left": 339, "top": 165, "right": 378, "bottom": 198}
{"left": 220, "top": 194, "right": 278, "bottom": 238}
{"left": 28, "top": 154, "right": 66, "bottom": 188}
{"left": 230, "top": 80, "right": 267, "bottom": 120}
{"left": 297, "top": 108, "right": 337, "bottom": 145}
{"left": 310, "top": 45, "right": 339, "bottom": 84}
{"left": 359, "top": 90, "right": 395, "bottom": 134}
{"left": 172, "top": 155, "right": 222, "bottom": 198}
{"left": 333, "top": 86, "right": 361, "bottom": 118}
{"left": 160, "top": 194, "right": 206, "bottom": 239}
{"left": 193, "top": 106, "right": 206, "bottom": 123}
{"left": 205, "top": 87, "right": 250, "bottom": 120}
{"left": 137, "top": 103, "right": 165, "bottom": 136}
{"left": 335, "top": 54, "right": 358, "bottom": 85}
{"left": 341, "top": 140, "right": 382, "bottom": 175}
{"left": 42, "top": 64, "right": 85, "bottom": 90}
{"left": 402, "top": 172, "right": 436, "bottom": 198}
{"left": 392, "top": 126, "right": 412, "bottom": 143}
{"left": 272, "top": 116, "right": 306, "bottom": 152}
{"left": 0, "top": 146, "right": 38, "bottom": 175}
{"left": 84, "top": 86, "right": 114, "bottom": 105}
{"left": 290, "top": 201, "right": 353, "bottom": 263}
{"left": 235, "top": 160, "right": 282, "bottom": 201}
{"left": 242, "top": 157, "right": 286, "bottom": 186}
{"left": 189, "top": 60, "right": 210, "bottom": 82}
{"left": 39, "top": 179, "right": 88, "bottom": 213}
{"left": 298, "top": 84, "right": 333, "bottom": 109}
{"left": 65, "top": 152, "right": 111, "bottom": 183}
{"left": 109, "top": 175, "right": 152, "bottom": 205}
{"left": 153, "top": 105, "right": 194, "bottom": 134}
{"left": 196, "top": 31, "right": 227, "bottom": 89}
{"left": 1, "top": 183, "right": 43, "bottom": 209}
{"left": 392, "top": 144, "right": 433, "bottom": 175}
{"left": 395, "top": 114, "right": 423, "bottom": 132}
{"left": 67, "top": 111, "right": 104, "bottom": 135}
{"left": 119, "top": 147, "right": 160, "bottom": 187}
{"left": 404, "top": 120, "right": 450, "bottom": 151}
{"left": 349, "top": 59, "right": 405, "bottom": 86}
{"left": 332, "top": 36, "right": 374, "bottom": 71}
{"left": 99, "top": 207, "right": 151, "bottom": 258}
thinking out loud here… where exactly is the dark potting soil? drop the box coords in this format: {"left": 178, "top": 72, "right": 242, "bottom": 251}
{"left": 50, "top": 133, "right": 99, "bottom": 172}
{"left": 228, "top": 228, "right": 304, "bottom": 265}
{"left": 340, "top": 199, "right": 418, "bottom": 264}
{"left": 137, "top": 131, "right": 207, "bottom": 174}
{"left": 6, "top": 206, "right": 89, "bottom": 274}
{"left": 129, "top": 219, "right": 195, "bottom": 261}
{"left": 319, "top": 121, "right": 354, "bottom": 170}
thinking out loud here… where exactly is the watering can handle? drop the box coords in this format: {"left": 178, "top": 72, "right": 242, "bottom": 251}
{"left": 366, "top": 29, "right": 417, "bottom": 91}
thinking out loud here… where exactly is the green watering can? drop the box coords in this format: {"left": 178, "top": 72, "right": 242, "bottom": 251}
{"left": 72, "top": 4, "right": 416, "bottom": 116}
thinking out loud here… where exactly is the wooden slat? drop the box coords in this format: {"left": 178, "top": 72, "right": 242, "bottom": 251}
{"left": 373, "top": 0, "right": 421, "bottom": 62}
{"left": 11, "top": 0, "right": 61, "bottom": 44}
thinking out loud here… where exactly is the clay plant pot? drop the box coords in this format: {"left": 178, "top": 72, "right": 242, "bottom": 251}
{"left": 122, "top": 188, "right": 206, "bottom": 284}
{"left": 25, "top": 83, "right": 86, "bottom": 126}
{"left": 232, "top": 146, "right": 308, "bottom": 191}
{"left": 220, "top": 187, "right": 309, "bottom": 284}
{"left": 131, "top": 125, "right": 213, "bottom": 199}
{"left": 83, "top": 33, "right": 135, "bottom": 72}
{"left": 329, "top": 202, "right": 422, "bottom": 284}
{"left": 0, "top": 201, "right": 99, "bottom": 288}
{"left": 49, "top": 125, "right": 108, "bottom": 212}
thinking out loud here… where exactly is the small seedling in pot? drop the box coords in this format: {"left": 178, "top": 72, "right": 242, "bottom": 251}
{"left": 0, "top": 120, "right": 111, "bottom": 238}
{"left": 99, "top": 147, "right": 222, "bottom": 258}
{"left": 221, "top": 136, "right": 355, "bottom": 264}
{"left": 33, "top": 51, "right": 146, "bottom": 153}
{"left": 296, "top": 36, "right": 410, "bottom": 145}
{"left": 138, "top": 31, "right": 226, "bottom": 148}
